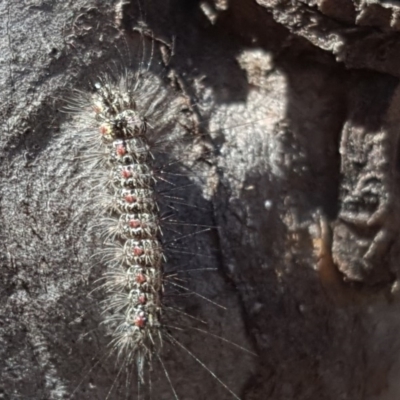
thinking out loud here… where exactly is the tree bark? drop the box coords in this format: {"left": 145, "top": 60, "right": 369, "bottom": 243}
{"left": 2, "top": 1, "right": 400, "bottom": 399}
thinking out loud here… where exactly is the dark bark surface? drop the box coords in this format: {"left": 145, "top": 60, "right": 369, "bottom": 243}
{"left": 2, "top": 1, "right": 400, "bottom": 399}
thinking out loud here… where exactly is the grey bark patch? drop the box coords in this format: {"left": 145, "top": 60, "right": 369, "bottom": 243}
{"left": 332, "top": 72, "right": 400, "bottom": 285}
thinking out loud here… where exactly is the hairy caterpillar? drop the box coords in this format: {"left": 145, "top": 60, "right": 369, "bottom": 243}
{"left": 83, "top": 74, "right": 168, "bottom": 382}
{"left": 57, "top": 31, "right": 257, "bottom": 399}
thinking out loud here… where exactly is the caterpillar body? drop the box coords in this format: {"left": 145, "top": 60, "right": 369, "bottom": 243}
{"left": 61, "top": 41, "right": 257, "bottom": 397}
{"left": 91, "top": 77, "right": 164, "bottom": 380}
{"left": 63, "top": 53, "right": 199, "bottom": 392}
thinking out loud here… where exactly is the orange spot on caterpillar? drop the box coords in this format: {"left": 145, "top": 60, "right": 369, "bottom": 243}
{"left": 99, "top": 124, "right": 111, "bottom": 135}
{"left": 136, "top": 273, "right": 146, "bottom": 284}
{"left": 125, "top": 194, "right": 136, "bottom": 203}
{"left": 135, "top": 314, "right": 146, "bottom": 328}
{"left": 138, "top": 294, "right": 147, "bottom": 304}
{"left": 133, "top": 246, "right": 144, "bottom": 256}
{"left": 129, "top": 219, "right": 141, "bottom": 228}
{"left": 121, "top": 168, "right": 132, "bottom": 179}
{"left": 116, "top": 144, "right": 126, "bottom": 156}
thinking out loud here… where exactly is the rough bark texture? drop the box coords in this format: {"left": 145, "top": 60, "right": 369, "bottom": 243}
{"left": 2, "top": 0, "right": 400, "bottom": 399}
